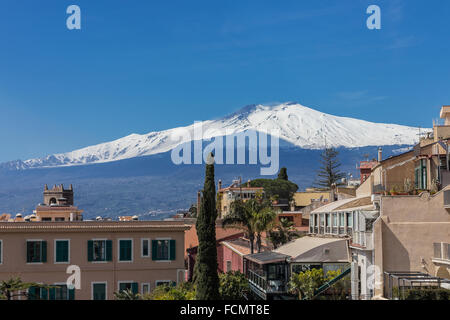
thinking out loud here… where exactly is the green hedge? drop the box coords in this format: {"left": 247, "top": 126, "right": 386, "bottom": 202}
{"left": 403, "top": 288, "right": 450, "bottom": 300}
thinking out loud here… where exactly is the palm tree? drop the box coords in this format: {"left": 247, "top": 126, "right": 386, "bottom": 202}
{"left": 222, "top": 199, "right": 257, "bottom": 254}
{"left": 222, "top": 199, "right": 276, "bottom": 254}
{"left": 268, "top": 217, "right": 300, "bottom": 249}
{"left": 0, "top": 277, "right": 54, "bottom": 300}
{"left": 254, "top": 206, "right": 276, "bottom": 253}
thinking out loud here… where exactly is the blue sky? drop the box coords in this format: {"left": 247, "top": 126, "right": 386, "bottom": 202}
{"left": 0, "top": 0, "right": 449, "bottom": 162}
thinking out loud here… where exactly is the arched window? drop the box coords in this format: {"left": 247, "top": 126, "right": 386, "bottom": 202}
{"left": 49, "top": 198, "right": 57, "bottom": 205}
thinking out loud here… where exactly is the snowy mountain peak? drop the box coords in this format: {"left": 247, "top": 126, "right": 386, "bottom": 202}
{"left": 1, "top": 102, "right": 428, "bottom": 170}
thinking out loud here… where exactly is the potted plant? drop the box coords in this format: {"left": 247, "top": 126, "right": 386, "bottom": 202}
{"left": 390, "top": 185, "right": 399, "bottom": 196}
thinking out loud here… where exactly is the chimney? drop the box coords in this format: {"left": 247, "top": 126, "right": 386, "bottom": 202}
{"left": 378, "top": 147, "right": 382, "bottom": 162}
{"left": 44, "top": 184, "right": 48, "bottom": 191}
{"left": 218, "top": 180, "right": 222, "bottom": 190}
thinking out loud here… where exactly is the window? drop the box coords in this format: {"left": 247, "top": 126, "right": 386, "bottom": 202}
{"left": 226, "top": 260, "right": 232, "bottom": 272}
{"left": 142, "top": 283, "right": 150, "bottom": 295}
{"left": 92, "top": 282, "right": 107, "bottom": 300}
{"left": 118, "top": 282, "right": 138, "bottom": 294}
{"left": 142, "top": 239, "right": 150, "bottom": 258}
{"left": 41, "top": 217, "right": 52, "bottom": 222}
{"left": 332, "top": 214, "right": 337, "bottom": 227}
{"left": 347, "top": 213, "right": 353, "bottom": 227}
{"left": 156, "top": 280, "right": 175, "bottom": 287}
{"left": 55, "top": 240, "right": 69, "bottom": 263}
{"left": 152, "top": 239, "right": 176, "bottom": 261}
{"left": 27, "top": 240, "right": 47, "bottom": 263}
{"left": 0, "top": 240, "right": 2, "bottom": 264}
{"left": 48, "top": 284, "right": 75, "bottom": 300}
{"left": 55, "top": 217, "right": 65, "bottom": 222}
{"left": 88, "top": 240, "right": 112, "bottom": 262}
{"left": 119, "top": 239, "right": 133, "bottom": 262}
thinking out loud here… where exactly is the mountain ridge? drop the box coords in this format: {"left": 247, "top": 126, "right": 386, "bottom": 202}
{"left": 1, "top": 102, "right": 427, "bottom": 171}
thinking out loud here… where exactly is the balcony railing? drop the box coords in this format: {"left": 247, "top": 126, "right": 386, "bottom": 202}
{"left": 247, "top": 270, "right": 286, "bottom": 294}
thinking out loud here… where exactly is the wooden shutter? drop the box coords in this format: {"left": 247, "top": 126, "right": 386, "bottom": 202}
{"left": 131, "top": 282, "right": 138, "bottom": 295}
{"left": 26, "top": 242, "right": 32, "bottom": 263}
{"left": 41, "top": 241, "right": 47, "bottom": 263}
{"left": 169, "top": 240, "right": 176, "bottom": 261}
{"left": 152, "top": 240, "right": 158, "bottom": 260}
{"left": 40, "top": 287, "right": 48, "bottom": 300}
{"left": 87, "top": 240, "right": 93, "bottom": 261}
{"left": 68, "top": 287, "right": 75, "bottom": 300}
{"left": 49, "top": 287, "right": 56, "bottom": 300}
{"left": 106, "top": 240, "right": 113, "bottom": 261}
{"left": 28, "top": 286, "right": 36, "bottom": 300}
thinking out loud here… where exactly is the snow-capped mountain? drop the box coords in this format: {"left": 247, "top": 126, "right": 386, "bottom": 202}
{"left": 2, "top": 102, "right": 426, "bottom": 170}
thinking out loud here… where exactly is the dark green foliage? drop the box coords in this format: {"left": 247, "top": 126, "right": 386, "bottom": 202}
{"left": 219, "top": 271, "right": 249, "bottom": 300}
{"left": 277, "top": 167, "right": 288, "bottom": 180}
{"left": 194, "top": 155, "right": 220, "bottom": 300}
{"left": 246, "top": 178, "right": 298, "bottom": 201}
{"left": 0, "top": 277, "right": 56, "bottom": 300}
{"left": 113, "top": 288, "right": 141, "bottom": 300}
{"left": 315, "top": 147, "right": 345, "bottom": 189}
{"left": 399, "top": 288, "right": 450, "bottom": 300}
{"left": 268, "top": 217, "right": 300, "bottom": 249}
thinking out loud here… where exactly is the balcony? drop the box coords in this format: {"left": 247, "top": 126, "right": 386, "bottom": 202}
{"left": 350, "top": 231, "right": 374, "bottom": 250}
{"left": 247, "top": 270, "right": 287, "bottom": 298}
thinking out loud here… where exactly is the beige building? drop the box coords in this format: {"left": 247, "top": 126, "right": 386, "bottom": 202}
{"left": 0, "top": 220, "right": 190, "bottom": 300}
{"left": 0, "top": 185, "right": 190, "bottom": 300}
{"left": 308, "top": 105, "right": 450, "bottom": 300}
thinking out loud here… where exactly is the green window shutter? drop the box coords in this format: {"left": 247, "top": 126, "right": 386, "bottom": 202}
{"left": 169, "top": 240, "right": 176, "bottom": 261}
{"left": 49, "top": 287, "right": 56, "bottom": 300}
{"left": 41, "top": 241, "right": 47, "bottom": 263}
{"left": 152, "top": 240, "right": 158, "bottom": 260}
{"left": 119, "top": 283, "right": 126, "bottom": 292}
{"left": 87, "top": 240, "right": 93, "bottom": 262}
{"left": 68, "top": 287, "right": 75, "bottom": 300}
{"left": 131, "top": 282, "right": 138, "bottom": 295}
{"left": 106, "top": 240, "right": 113, "bottom": 261}
{"left": 40, "top": 287, "right": 48, "bottom": 300}
{"left": 28, "top": 286, "right": 36, "bottom": 300}
{"left": 26, "top": 242, "right": 32, "bottom": 263}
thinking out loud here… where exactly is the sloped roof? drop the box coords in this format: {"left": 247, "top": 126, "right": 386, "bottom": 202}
{"left": 274, "top": 236, "right": 350, "bottom": 263}
{"left": 311, "top": 196, "right": 374, "bottom": 214}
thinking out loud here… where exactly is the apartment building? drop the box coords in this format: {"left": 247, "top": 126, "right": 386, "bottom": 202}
{"left": 0, "top": 220, "right": 189, "bottom": 300}
{"left": 0, "top": 185, "right": 190, "bottom": 300}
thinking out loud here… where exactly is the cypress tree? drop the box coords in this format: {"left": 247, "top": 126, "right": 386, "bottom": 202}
{"left": 277, "top": 167, "right": 288, "bottom": 180}
{"left": 194, "top": 153, "right": 220, "bottom": 300}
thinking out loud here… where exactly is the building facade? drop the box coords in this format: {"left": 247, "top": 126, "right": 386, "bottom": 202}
{"left": 0, "top": 220, "right": 189, "bottom": 300}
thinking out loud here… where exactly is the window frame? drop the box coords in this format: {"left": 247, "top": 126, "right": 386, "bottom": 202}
{"left": 141, "top": 283, "right": 150, "bottom": 295}
{"left": 91, "top": 281, "right": 108, "bottom": 300}
{"left": 0, "top": 239, "right": 2, "bottom": 265}
{"left": 91, "top": 238, "right": 108, "bottom": 263}
{"left": 154, "top": 238, "right": 171, "bottom": 262}
{"left": 26, "top": 239, "right": 45, "bottom": 264}
{"left": 118, "top": 238, "right": 133, "bottom": 262}
{"left": 141, "top": 238, "right": 150, "bottom": 258}
{"left": 54, "top": 239, "right": 70, "bottom": 264}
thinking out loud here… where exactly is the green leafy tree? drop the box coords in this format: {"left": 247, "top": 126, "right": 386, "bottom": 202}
{"left": 222, "top": 199, "right": 257, "bottom": 254}
{"left": 253, "top": 203, "right": 277, "bottom": 253}
{"left": 315, "top": 147, "right": 345, "bottom": 189}
{"left": 143, "top": 282, "right": 196, "bottom": 300}
{"left": 219, "top": 271, "right": 249, "bottom": 300}
{"left": 289, "top": 268, "right": 348, "bottom": 300}
{"left": 223, "top": 198, "right": 275, "bottom": 254}
{"left": 113, "top": 288, "right": 141, "bottom": 300}
{"left": 277, "top": 167, "right": 288, "bottom": 180}
{"left": 246, "top": 178, "right": 298, "bottom": 201}
{"left": 0, "top": 277, "right": 55, "bottom": 300}
{"left": 268, "top": 217, "right": 300, "bottom": 249}
{"left": 289, "top": 268, "right": 326, "bottom": 300}
{"left": 194, "top": 153, "right": 220, "bottom": 300}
